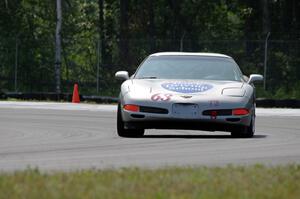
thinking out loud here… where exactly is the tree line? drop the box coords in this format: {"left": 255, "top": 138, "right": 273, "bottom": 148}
{"left": 0, "top": 0, "right": 299, "bottom": 98}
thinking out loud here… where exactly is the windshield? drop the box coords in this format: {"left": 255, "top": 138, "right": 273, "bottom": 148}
{"left": 134, "top": 55, "right": 243, "bottom": 81}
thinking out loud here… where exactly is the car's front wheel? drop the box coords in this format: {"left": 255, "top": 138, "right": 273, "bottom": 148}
{"left": 231, "top": 118, "right": 254, "bottom": 138}
{"left": 117, "top": 104, "right": 145, "bottom": 138}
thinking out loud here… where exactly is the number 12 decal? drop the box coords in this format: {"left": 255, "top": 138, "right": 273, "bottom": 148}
{"left": 151, "top": 93, "right": 173, "bottom": 101}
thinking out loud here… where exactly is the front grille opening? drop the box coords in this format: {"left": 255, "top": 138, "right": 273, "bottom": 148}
{"left": 226, "top": 118, "right": 241, "bottom": 122}
{"left": 140, "top": 106, "right": 169, "bottom": 114}
{"left": 202, "top": 109, "right": 232, "bottom": 116}
{"left": 131, "top": 114, "right": 145, "bottom": 118}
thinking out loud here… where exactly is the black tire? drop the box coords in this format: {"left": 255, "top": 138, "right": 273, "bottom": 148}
{"left": 231, "top": 119, "right": 254, "bottom": 138}
{"left": 117, "top": 103, "right": 144, "bottom": 138}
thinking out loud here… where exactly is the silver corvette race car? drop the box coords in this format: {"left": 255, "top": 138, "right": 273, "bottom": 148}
{"left": 115, "top": 52, "right": 263, "bottom": 138}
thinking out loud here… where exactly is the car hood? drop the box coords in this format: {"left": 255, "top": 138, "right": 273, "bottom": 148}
{"left": 126, "top": 79, "right": 244, "bottom": 97}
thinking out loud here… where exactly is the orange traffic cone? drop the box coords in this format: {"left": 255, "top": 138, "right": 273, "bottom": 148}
{"left": 72, "top": 83, "right": 80, "bottom": 103}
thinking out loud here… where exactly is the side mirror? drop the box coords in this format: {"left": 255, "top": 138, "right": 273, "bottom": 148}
{"left": 243, "top": 75, "right": 249, "bottom": 82}
{"left": 247, "top": 74, "right": 263, "bottom": 84}
{"left": 115, "top": 71, "right": 129, "bottom": 80}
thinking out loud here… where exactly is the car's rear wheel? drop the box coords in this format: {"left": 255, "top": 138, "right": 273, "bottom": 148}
{"left": 117, "top": 103, "right": 145, "bottom": 137}
{"left": 231, "top": 117, "right": 255, "bottom": 138}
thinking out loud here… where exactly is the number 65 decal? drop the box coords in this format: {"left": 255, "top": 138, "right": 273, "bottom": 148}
{"left": 151, "top": 93, "right": 173, "bottom": 101}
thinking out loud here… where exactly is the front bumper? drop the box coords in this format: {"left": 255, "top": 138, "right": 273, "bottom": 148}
{"left": 120, "top": 94, "right": 254, "bottom": 130}
{"left": 121, "top": 108, "right": 252, "bottom": 130}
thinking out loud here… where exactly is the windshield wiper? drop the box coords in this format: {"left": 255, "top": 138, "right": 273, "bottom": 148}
{"left": 138, "top": 76, "right": 158, "bottom": 79}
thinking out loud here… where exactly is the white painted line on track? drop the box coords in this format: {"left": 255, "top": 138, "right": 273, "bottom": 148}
{"left": 0, "top": 101, "right": 300, "bottom": 116}
{"left": 256, "top": 108, "right": 300, "bottom": 117}
{"left": 0, "top": 101, "right": 117, "bottom": 112}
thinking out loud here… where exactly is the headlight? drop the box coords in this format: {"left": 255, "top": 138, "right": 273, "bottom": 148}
{"left": 222, "top": 88, "right": 245, "bottom": 97}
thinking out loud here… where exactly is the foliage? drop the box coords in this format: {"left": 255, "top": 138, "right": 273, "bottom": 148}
{"left": 0, "top": 0, "right": 299, "bottom": 98}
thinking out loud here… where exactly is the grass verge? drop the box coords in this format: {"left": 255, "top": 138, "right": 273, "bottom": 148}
{"left": 0, "top": 165, "right": 299, "bottom": 199}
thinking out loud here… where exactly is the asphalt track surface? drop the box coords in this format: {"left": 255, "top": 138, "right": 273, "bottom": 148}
{"left": 0, "top": 102, "right": 300, "bottom": 172}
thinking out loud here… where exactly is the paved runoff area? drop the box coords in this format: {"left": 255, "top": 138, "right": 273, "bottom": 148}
{"left": 0, "top": 101, "right": 300, "bottom": 172}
